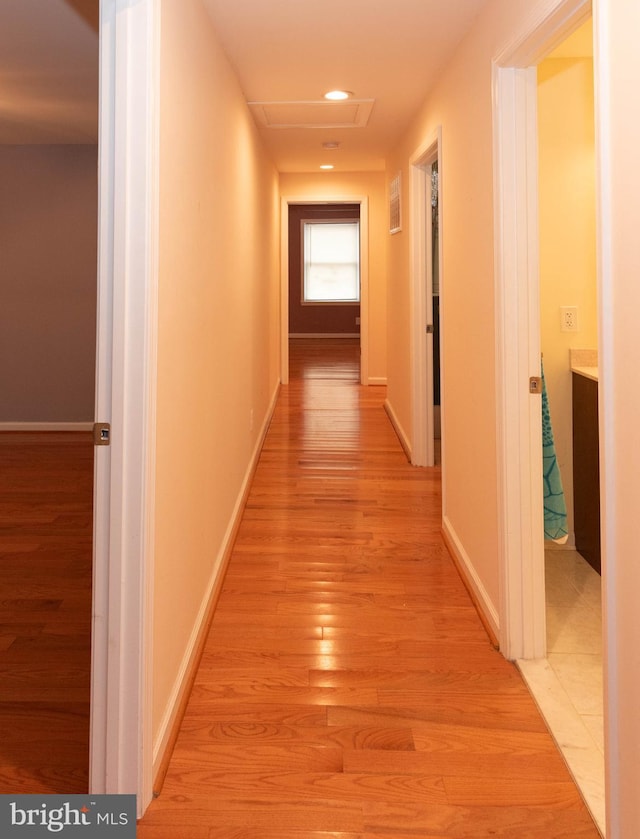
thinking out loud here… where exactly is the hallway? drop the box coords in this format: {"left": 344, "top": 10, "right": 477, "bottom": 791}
{"left": 138, "top": 339, "right": 598, "bottom": 837}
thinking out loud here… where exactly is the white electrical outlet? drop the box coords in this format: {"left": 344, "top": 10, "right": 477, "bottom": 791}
{"left": 560, "top": 306, "right": 578, "bottom": 332}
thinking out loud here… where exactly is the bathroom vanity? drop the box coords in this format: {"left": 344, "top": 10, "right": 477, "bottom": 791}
{"left": 571, "top": 362, "right": 601, "bottom": 574}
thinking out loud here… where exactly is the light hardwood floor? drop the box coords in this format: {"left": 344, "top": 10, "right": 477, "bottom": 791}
{"left": 0, "top": 431, "right": 92, "bottom": 793}
{"left": 139, "top": 339, "right": 599, "bottom": 838}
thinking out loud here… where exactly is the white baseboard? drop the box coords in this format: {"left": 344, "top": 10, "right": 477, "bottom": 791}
{"left": 152, "top": 380, "right": 280, "bottom": 783}
{"left": 288, "top": 333, "right": 360, "bottom": 338}
{"left": 368, "top": 376, "right": 387, "bottom": 386}
{"left": 442, "top": 515, "right": 500, "bottom": 642}
{"left": 0, "top": 422, "right": 93, "bottom": 432}
{"left": 383, "top": 398, "right": 411, "bottom": 461}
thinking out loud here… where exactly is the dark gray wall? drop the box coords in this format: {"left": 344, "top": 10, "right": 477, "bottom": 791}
{"left": 288, "top": 203, "right": 361, "bottom": 335}
{"left": 0, "top": 145, "right": 98, "bottom": 422}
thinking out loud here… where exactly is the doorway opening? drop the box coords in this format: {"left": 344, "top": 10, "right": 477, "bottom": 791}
{"left": 280, "top": 197, "right": 369, "bottom": 387}
{"left": 534, "top": 14, "right": 603, "bottom": 832}
{"left": 432, "top": 161, "right": 441, "bottom": 465}
{"left": 288, "top": 204, "right": 362, "bottom": 385}
{"left": 493, "top": 0, "right": 604, "bottom": 831}
{"left": 0, "top": 0, "right": 99, "bottom": 796}
{"left": 409, "top": 130, "right": 442, "bottom": 468}
{"left": 536, "top": 13, "right": 603, "bottom": 831}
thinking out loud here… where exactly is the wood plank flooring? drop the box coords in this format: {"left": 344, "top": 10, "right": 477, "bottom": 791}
{"left": 140, "top": 339, "right": 599, "bottom": 838}
{"left": 0, "top": 431, "right": 93, "bottom": 793}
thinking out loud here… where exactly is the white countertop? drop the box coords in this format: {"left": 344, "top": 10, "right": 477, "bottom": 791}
{"left": 571, "top": 365, "right": 598, "bottom": 382}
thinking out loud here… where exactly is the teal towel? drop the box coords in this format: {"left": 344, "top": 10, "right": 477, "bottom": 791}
{"left": 542, "top": 363, "right": 568, "bottom": 543}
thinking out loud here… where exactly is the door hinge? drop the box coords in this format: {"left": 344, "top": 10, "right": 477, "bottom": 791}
{"left": 529, "top": 376, "right": 542, "bottom": 394}
{"left": 93, "top": 422, "right": 111, "bottom": 446}
{"left": 426, "top": 324, "right": 434, "bottom": 334}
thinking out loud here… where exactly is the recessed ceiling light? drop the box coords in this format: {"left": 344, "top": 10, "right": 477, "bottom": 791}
{"left": 320, "top": 164, "right": 334, "bottom": 170}
{"left": 324, "top": 90, "right": 352, "bottom": 101}
{"left": 322, "top": 141, "right": 341, "bottom": 150}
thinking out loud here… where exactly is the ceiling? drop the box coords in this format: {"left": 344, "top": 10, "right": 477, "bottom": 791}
{"left": 0, "top": 2, "right": 595, "bottom": 169}
{"left": 0, "top": 0, "right": 496, "bottom": 171}
{"left": 0, "top": 0, "right": 491, "bottom": 170}
{"left": 0, "top": 1, "right": 596, "bottom": 170}
{"left": 202, "top": 0, "right": 488, "bottom": 172}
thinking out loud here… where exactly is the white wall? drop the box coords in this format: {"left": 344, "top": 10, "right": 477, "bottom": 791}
{"left": 0, "top": 145, "right": 97, "bottom": 422}
{"left": 596, "top": 1, "right": 640, "bottom": 835}
{"left": 385, "top": 0, "right": 640, "bottom": 833}
{"left": 152, "top": 0, "right": 280, "bottom": 765}
{"left": 386, "top": 0, "right": 540, "bottom": 613}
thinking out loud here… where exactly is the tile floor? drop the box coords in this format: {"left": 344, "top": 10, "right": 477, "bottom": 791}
{"left": 518, "top": 549, "right": 605, "bottom": 835}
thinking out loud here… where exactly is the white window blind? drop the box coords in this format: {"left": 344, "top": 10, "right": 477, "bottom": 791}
{"left": 303, "top": 221, "right": 360, "bottom": 303}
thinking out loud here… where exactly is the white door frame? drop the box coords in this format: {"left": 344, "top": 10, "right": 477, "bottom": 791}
{"left": 493, "top": 61, "right": 546, "bottom": 661}
{"left": 492, "top": 1, "right": 634, "bottom": 833}
{"left": 410, "top": 128, "right": 442, "bottom": 467}
{"left": 492, "top": 0, "right": 591, "bottom": 662}
{"left": 92, "top": 0, "right": 159, "bottom": 817}
{"left": 280, "top": 196, "right": 369, "bottom": 385}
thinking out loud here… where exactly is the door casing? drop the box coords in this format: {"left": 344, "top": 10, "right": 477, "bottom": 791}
{"left": 409, "top": 128, "right": 442, "bottom": 468}
{"left": 492, "top": 0, "right": 592, "bottom": 661}
{"left": 92, "top": 0, "right": 159, "bottom": 817}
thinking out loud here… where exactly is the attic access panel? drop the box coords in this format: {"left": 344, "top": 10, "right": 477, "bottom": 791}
{"left": 248, "top": 99, "right": 374, "bottom": 129}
